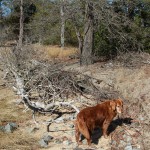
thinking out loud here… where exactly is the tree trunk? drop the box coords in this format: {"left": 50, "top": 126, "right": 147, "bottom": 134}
{"left": 80, "top": 2, "right": 94, "bottom": 65}
{"left": 74, "top": 26, "right": 83, "bottom": 55}
{"left": 60, "top": 0, "right": 65, "bottom": 49}
{"left": 18, "top": 0, "right": 24, "bottom": 49}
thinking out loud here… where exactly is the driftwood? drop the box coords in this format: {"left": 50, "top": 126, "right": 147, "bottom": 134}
{"left": 23, "top": 96, "right": 79, "bottom": 114}
{"left": 23, "top": 96, "right": 79, "bottom": 129}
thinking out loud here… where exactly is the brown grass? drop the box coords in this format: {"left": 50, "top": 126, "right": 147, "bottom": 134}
{"left": 33, "top": 44, "right": 78, "bottom": 59}
{"left": 0, "top": 87, "right": 31, "bottom": 125}
{"left": 0, "top": 131, "right": 39, "bottom": 150}
{"left": 0, "top": 87, "right": 40, "bottom": 150}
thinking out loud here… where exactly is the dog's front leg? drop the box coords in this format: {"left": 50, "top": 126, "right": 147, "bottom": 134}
{"left": 102, "top": 120, "right": 110, "bottom": 138}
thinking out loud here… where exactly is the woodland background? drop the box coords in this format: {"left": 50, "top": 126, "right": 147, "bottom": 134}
{"left": 0, "top": 0, "right": 150, "bottom": 150}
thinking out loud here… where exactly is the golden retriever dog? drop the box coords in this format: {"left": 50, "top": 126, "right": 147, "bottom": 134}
{"left": 75, "top": 99, "right": 123, "bottom": 145}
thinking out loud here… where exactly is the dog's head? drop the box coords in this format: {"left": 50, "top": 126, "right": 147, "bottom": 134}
{"left": 110, "top": 98, "right": 123, "bottom": 114}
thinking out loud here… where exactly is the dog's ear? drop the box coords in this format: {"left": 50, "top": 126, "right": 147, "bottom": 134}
{"left": 110, "top": 101, "right": 116, "bottom": 110}
{"left": 117, "top": 98, "right": 123, "bottom": 107}
{"left": 119, "top": 99, "right": 123, "bottom": 104}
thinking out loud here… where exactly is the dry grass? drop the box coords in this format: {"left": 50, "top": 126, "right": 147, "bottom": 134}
{"left": 33, "top": 44, "right": 78, "bottom": 60}
{"left": 0, "top": 87, "right": 31, "bottom": 125}
{"left": 0, "top": 131, "right": 39, "bottom": 150}
{"left": 0, "top": 74, "right": 40, "bottom": 150}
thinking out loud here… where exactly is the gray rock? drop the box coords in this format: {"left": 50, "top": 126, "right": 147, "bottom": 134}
{"left": 125, "top": 144, "right": 133, "bottom": 150}
{"left": 42, "top": 134, "right": 53, "bottom": 142}
{"left": 4, "top": 123, "right": 18, "bottom": 133}
{"left": 4, "top": 124, "right": 13, "bottom": 133}
{"left": 0, "top": 126, "right": 4, "bottom": 132}
{"left": 9, "top": 122, "right": 18, "bottom": 128}
{"left": 39, "top": 139, "right": 48, "bottom": 148}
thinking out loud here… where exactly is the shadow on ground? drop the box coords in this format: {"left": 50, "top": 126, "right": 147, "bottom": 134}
{"left": 80, "top": 117, "right": 133, "bottom": 145}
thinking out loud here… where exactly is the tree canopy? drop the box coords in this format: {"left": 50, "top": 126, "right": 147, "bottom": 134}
{"left": 0, "top": 0, "right": 150, "bottom": 64}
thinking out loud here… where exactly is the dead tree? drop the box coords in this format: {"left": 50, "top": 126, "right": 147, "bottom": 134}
{"left": 80, "top": 2, "right": 94, "bottom": 65}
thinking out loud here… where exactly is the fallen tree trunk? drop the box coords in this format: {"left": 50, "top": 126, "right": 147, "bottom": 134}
{"left": 23, "top": 96, "right": 79, "bottom": 113}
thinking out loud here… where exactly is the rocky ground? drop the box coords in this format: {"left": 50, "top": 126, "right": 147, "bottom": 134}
{"left": 0, "top": 54, "right": 150, "bottom": 150}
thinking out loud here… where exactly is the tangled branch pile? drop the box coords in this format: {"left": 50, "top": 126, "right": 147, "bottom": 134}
{"left": 0, "top": 47, "right": 102, "bottom": 108}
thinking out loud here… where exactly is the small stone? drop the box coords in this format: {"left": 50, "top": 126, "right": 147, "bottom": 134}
{"left": 0, "top": 126, "right": 4, "bottom": 132}
{"left": 125, "top": 144, "right": 133, "bottom": 150}
{"left": 39, "top": 139, "right": 48, "bottom": 148}
{"left": 9, "top": 122, "right": 18, "bottom": 128}
{"left": 4, "top": 124, "right": 13, "bottom": 133}
{"left": 42, "top": 134, "right": 53, "bottom": 142}
{"left": 4, "top": 123, "right": 18, "bottom": 133}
